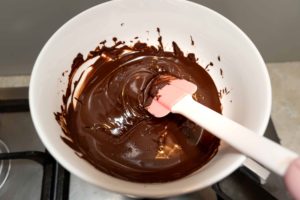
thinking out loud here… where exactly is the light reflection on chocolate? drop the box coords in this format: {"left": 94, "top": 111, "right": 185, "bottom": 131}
{"left": 55, "top": 30, "right": 221, "bottom": 182}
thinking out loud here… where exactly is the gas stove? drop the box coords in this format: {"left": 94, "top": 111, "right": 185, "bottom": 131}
{"left": 0, "top": 87, "right": 291, "bottom": 200}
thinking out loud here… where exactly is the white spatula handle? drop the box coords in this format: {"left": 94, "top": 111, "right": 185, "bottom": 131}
{"left": 172, "top": 95, "right": 298, "bottom": 176}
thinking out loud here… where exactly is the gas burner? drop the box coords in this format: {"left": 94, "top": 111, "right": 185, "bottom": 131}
{"left": 0, "top": 140, "right": 10, "bottom": 189}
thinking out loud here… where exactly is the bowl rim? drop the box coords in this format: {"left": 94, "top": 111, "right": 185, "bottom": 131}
{"left": 29, "top": 0, "right": 272, "bottom": 197}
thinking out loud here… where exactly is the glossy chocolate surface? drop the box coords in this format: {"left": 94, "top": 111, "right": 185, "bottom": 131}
{"left": 55, "top": 36, "right": 221, "bottom": 182}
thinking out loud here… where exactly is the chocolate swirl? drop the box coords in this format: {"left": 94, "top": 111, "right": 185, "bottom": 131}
{"left": 55, "top": 36, "right": 221, "bottom": 182}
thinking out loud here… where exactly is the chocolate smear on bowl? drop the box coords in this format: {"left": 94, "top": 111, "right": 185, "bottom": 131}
{"left": 190, "top": 35, "right": 195, "bottom": 46}
{"left": 54, "top": 29, "right": 221, "bottom": 183}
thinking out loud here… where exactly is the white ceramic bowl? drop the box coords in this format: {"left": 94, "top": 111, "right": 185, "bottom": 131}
{"left": 30, "top": 0, "right": 271, "bottom": 198}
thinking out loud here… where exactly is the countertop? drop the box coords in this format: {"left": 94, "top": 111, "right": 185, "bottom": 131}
{"left": 267, "top": 62, "right": 300, "bottom": 154}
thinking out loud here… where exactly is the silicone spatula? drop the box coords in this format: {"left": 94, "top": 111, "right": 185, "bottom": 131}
{"left": 145, "top": 76, "right": 298, "bottom": 177}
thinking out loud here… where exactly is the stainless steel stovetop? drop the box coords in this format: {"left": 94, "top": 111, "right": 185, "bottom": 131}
{"left": 0, "top": 87, "right": 291, "bottom": 200}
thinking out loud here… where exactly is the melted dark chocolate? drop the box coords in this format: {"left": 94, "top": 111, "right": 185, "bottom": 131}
{"left": 55, "top": 35, "right": 221, "bottom": 183}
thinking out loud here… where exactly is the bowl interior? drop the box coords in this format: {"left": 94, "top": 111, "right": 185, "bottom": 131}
{"left": 30, "top": 0, "right": 271, "bottom": 198}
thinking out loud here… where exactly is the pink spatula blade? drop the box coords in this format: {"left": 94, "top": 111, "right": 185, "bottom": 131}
{"left": 146, "top": 79, "right": 197, "bottom": 117}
